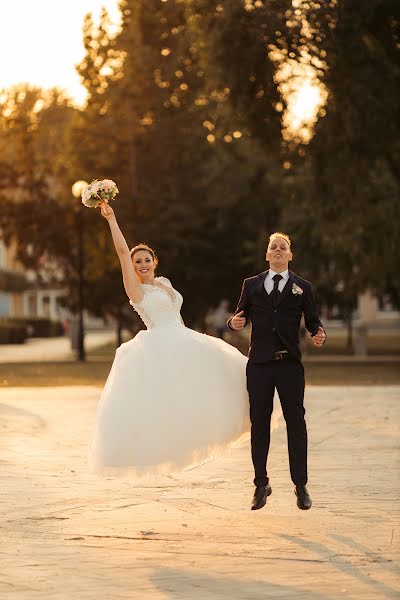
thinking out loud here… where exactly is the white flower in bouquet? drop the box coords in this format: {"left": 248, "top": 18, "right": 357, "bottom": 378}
{"left": 81, "top": 179, "right": 119, "bottom": 208}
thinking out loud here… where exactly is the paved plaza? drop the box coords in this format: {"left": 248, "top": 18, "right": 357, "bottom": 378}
{"left": 0, "top": 384, "right": 399, "bottom": 599}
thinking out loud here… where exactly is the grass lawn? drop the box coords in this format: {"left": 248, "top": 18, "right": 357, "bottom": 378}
{"left": 303, "top": 330, "right": 400, "bottom": 356}
{"left": 1, "top": 329, "right": 399, "bottom": 388}
{"left": 231, "top": 328, "right": 400, "bottom": 356}
{"left": 303, "top": 362, "right": 400, "bottom": 385}
{"left": 0, "top": 361, "right": 111, "bottom": 387}
{"left": 1, "top": 341, "right": 399, "bottom": 387}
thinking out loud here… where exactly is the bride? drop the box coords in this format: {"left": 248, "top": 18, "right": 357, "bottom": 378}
{"left": 89, "top": 202, "right": 271, "bottom": 476}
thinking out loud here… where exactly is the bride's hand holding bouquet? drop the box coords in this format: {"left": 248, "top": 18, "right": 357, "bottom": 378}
{"left": 80, "top": 179, "right": 131, "bottom": 264}
{"left": 81, "top": 179, "right": 119, "bottom": 208}
{"left": 100, "top": 201, "right": 116, "bottom": 222}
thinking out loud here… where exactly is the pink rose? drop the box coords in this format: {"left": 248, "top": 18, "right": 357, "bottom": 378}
{"left": 102, "top": 179, "right": 115, "bottom": 192}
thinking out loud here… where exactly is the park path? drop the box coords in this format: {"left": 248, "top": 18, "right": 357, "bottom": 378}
{"left": 0, "top": 385, "right": 399, "bottom": 599}
{"left": 0, "top": 331, "right": 115, "bottom": 363}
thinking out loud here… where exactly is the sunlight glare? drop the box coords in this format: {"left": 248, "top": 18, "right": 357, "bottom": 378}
{"left": 0, "top": 0, "right": 121, "bottom": 106}
{"left": 268, "top": 0, "right": 329, "bottom": 143}
{"left": 284, "top": 79, "right": 327, "bottom": 143}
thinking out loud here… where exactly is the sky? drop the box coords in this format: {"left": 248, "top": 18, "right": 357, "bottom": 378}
{"left": 0, "top": 0, "right": 323, "bottom": 139}
{"left": 0, "top": 0, "right": 121, "bottom": 105}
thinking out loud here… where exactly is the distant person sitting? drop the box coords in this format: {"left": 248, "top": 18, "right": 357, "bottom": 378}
{"left": 211, "top": 300, "right": 230, "bottom": 338}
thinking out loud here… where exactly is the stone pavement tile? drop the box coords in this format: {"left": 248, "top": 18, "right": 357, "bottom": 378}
{"left": 0, "top": 386, "right": 399, "bottom": 600}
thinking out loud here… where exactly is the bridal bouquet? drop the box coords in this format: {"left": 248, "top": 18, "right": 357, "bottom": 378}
{"left": 81, "top": 179, "right": 119, "bottom": 208}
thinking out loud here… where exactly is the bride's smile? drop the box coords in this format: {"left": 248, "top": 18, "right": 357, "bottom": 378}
{"left": 131, "top": 250, "right": 156, "bottom": 284}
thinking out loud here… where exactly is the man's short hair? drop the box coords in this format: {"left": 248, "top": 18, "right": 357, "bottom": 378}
{"left": 268, "top": 232, "right": 291, "bottom": 247}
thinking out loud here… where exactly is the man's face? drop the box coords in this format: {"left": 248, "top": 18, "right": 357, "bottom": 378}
{"left": 266, "top": 237, "right": 293, "bottom": 268}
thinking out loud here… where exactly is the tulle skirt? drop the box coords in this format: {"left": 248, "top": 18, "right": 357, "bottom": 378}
{"left": 88, "top": 324, "right": 252, "bottom": 476}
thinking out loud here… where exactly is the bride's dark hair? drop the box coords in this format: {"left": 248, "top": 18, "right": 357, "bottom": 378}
{"left": 130, "top": 244, "right": 158, "bottom": 268}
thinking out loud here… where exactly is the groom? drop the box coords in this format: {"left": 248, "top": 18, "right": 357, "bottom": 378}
{"left": 228, "top": 232, "right": 326, "bottom": 510}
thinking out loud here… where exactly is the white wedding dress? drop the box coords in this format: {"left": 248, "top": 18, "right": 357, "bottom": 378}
{"left": 88, "top": 277, "right": 252, "bottom": 476}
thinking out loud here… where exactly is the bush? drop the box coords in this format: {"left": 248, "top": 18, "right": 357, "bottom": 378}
{"left": 0, "top": 323, "right": 27, "bottom": 344}
{"left": 0, "top": 317, "right": 64, "bottom": 338}
{"left": 25, "top": 318, "right": 64, "bottom": 337}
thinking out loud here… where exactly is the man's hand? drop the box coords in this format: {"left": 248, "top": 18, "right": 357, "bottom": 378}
{"left": 312, "top": 326, "right": 326, "bottom": 347}
{"left": 230, "top": 310, "right": 246, "bottom": 331}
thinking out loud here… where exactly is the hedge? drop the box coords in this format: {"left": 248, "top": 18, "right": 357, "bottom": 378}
{"left": 0, "top": 317, "right": 64, "bottom": 338}
{"left": 0, "top": 323, "right": 27, "bottom": 344}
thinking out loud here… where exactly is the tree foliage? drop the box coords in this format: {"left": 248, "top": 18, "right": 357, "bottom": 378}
{"left": 0, "top": 0, "right": 399, "bottom": 339}
{"left": 286, "top": 0, "right": 400, "bottom": 309}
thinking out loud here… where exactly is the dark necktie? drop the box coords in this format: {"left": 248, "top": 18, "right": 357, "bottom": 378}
{"left": 272, "top": 273, "right": 283, "bottom": 306}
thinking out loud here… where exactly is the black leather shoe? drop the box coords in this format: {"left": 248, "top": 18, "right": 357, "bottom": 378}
{"left": 295, "top": 485, "right": 312, "bottom": 510}
{"left": 251, "top": 484, "right": 272, "bottom": 510}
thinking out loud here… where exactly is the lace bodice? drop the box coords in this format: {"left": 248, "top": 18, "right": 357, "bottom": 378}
{"left": 129, "top": 276, "right": 183, "bottom": 329}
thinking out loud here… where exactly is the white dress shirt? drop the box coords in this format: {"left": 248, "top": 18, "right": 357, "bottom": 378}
{"left": 264, "top": 269, "right": 289, "bottom": 295}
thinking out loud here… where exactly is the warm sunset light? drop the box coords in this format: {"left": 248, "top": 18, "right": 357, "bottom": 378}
{"left": 289, "top": 81, "right": 323, "bottom": 127}
{"left": 0, "top": 0, "right": 121, "bottom": 106}
{"left": 1, "top": 0, "right": 398, "bottom": 595}
{"left": 272, "top": 55, "right": 327, "bottom": 143}
{"left": 267, "top": 0, "right": 329, "bottom": 143}
{"left": 283, "top": 78, "right": 327, "bottom": 143}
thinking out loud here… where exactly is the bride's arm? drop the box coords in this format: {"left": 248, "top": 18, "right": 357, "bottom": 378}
{"left": 100, "top": 202, "right": 142, "bottom": 303}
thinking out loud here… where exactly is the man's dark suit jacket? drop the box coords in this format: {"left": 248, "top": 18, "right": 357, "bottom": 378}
{"left": 228, "top": 270, "right": 324, "bottom": 363}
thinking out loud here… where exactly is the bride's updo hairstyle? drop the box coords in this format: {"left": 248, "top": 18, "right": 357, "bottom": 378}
{"left": 130, "top": 244, "right": 159, "bottom": 269}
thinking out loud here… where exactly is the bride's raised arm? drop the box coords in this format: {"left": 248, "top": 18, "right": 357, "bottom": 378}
{"left": 100, "top": 201, "right": 142, "bottom": 303}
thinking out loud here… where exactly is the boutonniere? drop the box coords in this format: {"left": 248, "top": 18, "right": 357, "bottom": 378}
{"left": 292, "top": 283, "right": 304, "bottom": 296}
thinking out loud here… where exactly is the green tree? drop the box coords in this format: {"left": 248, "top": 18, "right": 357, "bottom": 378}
{"left": 288, "top": 0, "right": 400, "bottom": 315}
{"left": 71, "top": 1, "right": 287, "bottom": 325}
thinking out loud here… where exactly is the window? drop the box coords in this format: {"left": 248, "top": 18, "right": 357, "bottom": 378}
{"left": 27, "top": 293, "right": 37, "bottom": 317}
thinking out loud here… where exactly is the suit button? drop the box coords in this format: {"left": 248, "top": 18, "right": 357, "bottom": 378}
{"left": 272, "top": 327, "right": 276, "bottom": 332}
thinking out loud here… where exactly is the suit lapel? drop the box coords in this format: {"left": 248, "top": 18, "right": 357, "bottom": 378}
{"left": 276, "top": 271, "right": 296, "bottom": 306}
{"left": 255, "top": 270, "right": 269, "bottom": 293}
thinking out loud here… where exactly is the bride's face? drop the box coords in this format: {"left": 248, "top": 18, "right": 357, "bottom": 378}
{"left": 132, "top": 250, "right": 155, "bottom": 283}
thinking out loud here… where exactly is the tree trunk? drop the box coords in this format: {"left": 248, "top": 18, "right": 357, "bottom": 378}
{"left": 115, "top": 307, "right": 123, "bottom": 348}
{"left": 345, "top": 309, "right": 353, "bottom": 353}
{"left": 115, "top": 319, "right": 123, "bottom": 348}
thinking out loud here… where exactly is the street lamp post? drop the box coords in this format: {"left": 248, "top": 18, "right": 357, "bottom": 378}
{"left": 72, "top": 180, "right": 88, "bottom": 362}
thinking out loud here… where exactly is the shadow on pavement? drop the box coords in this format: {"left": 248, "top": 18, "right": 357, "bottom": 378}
{"left": 279, "top": 533, "right": 398, "bottom": 599}
{"left": 150, "top": 566, "right": 338, "bottom": 599}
